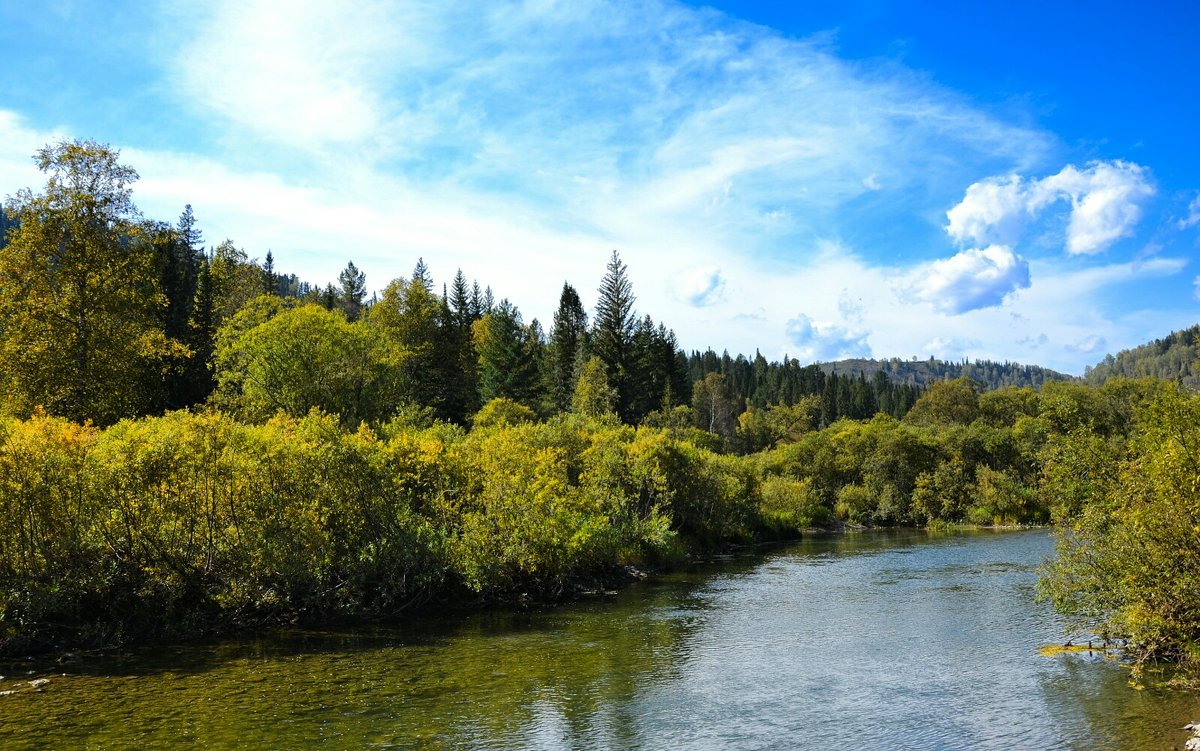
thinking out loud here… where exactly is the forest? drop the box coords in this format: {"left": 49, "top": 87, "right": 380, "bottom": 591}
{"left": 1, "top": 140, "right": 1199, "bottom": 680}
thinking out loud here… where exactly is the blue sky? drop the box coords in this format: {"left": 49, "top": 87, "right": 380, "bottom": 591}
{"left": 1, "top": 0, "right": 1197, "bottom": 374}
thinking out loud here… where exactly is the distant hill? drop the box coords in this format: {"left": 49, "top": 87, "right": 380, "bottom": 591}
{"left": 820, "top": 357, "right": 1076, "bottom": 390}
{"left": 1083, "top": 324, "right": 1200, "bottom": 388}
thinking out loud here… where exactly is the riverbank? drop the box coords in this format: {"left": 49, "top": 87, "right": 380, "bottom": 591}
{"left": 4, "top": 529, "right": 1196, "bottom": 751}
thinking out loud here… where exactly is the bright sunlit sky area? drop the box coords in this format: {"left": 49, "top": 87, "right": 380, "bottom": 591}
{"left": 1, "top": 0, "right": 1198, "bottom": 374}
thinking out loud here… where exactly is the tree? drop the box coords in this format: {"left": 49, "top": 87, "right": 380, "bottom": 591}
{"left": 369, "top": 267, "right": 443, "bottom": 411}
{"left": 692, "top": 372, "right": 740, "bottom": 445}
{"left": 592, "top": 251, "right": 637, "bottom": 420}
{"left": 903, "top": 378, "right": 980, "bottom": 427}
{"left": 262, "top": 250, "right": 277, "bottom": 295}
{"left": 1039, "top": 384, "right": 1200, "bottom": 674}
{"left": 149, "top": 218, "right": 201, "bottom": 410}
{"left": 212, "top": 303, "right": 401, "bottom": 424}
{"left": 472, "top": 300, "right": 540, "bottom": 408}
{"left": 338, "top": 261, "right": 367, "bottom": 322}
{"left": 0, "top": 140, "right": 181, "bottom": 423}
{"left": 549, "top": 283, "right": 588, "bottom": 412}
{"left": 572, "top": 356, "right": 617, "bottom": 417}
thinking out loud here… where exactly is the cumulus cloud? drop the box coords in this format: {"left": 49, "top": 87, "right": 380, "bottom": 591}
{"left": 785, "top": 314, "right": 871, "bottom": 361}
{"left": 677, "top": 266, "right": 726, "bottom": 307}
{"left": 912, "top": 245, "right": 1031, "bottom": 314}
{"left": 946, "top": 161, "right": 1155, "bottom": 255}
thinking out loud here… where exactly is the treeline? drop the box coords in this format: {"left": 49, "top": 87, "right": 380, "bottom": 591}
{"left": 1083, "top": 324, "right": 1200, "bottom": 388}
{"left": 685, "top": 350, "right": 923, "bottom": 422}
{"left": 0, "top": 140, "right": 926, "bottom": 441}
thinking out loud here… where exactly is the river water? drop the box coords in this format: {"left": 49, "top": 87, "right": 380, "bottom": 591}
{"left": 2, "top": 529, "right": 1196, "bottom": 750}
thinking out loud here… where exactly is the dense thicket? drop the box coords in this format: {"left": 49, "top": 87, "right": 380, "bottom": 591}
{"left": 1083, "top": 324, "right": 1200, "bottom": 388}
{"left": 0, "top": 410, "right": 764, "bottom": 652}
{"left": 1038, "top": 382, "right": 1200, "bottom": 675}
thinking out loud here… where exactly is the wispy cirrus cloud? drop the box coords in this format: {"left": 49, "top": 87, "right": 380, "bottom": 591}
{"left": 1181, "top": 195, "right": 1200, "bottom": 230}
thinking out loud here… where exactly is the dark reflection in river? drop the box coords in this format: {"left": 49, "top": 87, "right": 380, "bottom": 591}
{"left": 1, "top": 529, "right": 1196, "bottom": 750}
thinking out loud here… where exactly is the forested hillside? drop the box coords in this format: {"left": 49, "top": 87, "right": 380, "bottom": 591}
{"left": 1083, "top": 325, "right": 1200, "bottom": 388}
{"left": 819, "top": 356, "right": 1073, "bottom": 390}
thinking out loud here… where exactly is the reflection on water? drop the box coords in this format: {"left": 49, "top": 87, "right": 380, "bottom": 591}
{"left": 1, "top": 529, "right": 1196, "bottom": 750}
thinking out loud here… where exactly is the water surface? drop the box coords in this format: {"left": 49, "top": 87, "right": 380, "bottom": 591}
{"left": 2, "top": 529, "right": 1196, "bottom": 750}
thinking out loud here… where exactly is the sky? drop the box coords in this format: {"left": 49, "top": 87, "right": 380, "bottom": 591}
{"left": 1, "top": 0, "right": 1197, "bottom": 375}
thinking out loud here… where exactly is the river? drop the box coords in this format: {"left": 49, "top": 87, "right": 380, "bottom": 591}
{"left": 1, "top": 529, "right": 1196, "bottom": 750}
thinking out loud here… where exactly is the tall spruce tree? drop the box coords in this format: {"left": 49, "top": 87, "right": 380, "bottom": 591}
{"left": 592, "top": 251, "right": 637, "bottom": 421}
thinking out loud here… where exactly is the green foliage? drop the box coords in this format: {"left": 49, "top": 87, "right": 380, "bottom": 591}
{"left": 1039, "top": 383, "right": 1200, "bottom": 673}
{"left": 213, "top": 303, "right": 403, "bottom": 424}
{"left": 370, "top": 274, "right": 439, "bottom": 389}
{"left": 0, "top": 140, "right": 183, "bottom": 424}
{"left": 591, "top": 251, "right": 636, "bottom": 418}
{"left": 473, "top": 397, "right": 537, "bottom": 429}
{"left": 903, "top": 378, "right": 980, "bottom": 427}
{"left": 472, "top": 300, "right": 542, "bottom": 408}
{"left": 549, "top": 283, "right": 588, "bottom": 412}
{"left": 758, "top": 476, "right": 830, "bottom": 533}
{"left": 572, "top": 356, "right": 617, "bottom": 418}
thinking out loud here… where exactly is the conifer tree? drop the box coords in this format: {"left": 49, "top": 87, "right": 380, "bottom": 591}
{"left": 550, "top": 283, "right": 588, "bottom": 412}
{"left": 338, "top": 261, "right": 367, "bottom": 322}
{"left": 592, "top": 251, "right": 637, "bottom": 420}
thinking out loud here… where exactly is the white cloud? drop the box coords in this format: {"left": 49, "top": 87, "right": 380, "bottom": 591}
{"left": 923, "top": 336, "right": 982, "bottom": 359}
{"left": 785, "top": 313, "right": 871, "bottom": 361}
{"left": 911, "top": 245, "right": 1031, "bottom": 314}
{"left": 174, "top": 0, "right": 412, "bottom": 147}
{"left": 946, "top": 161, "right": 1155, "bottom": 255}
{"left": 1041, "top": 162, "right": 1156, "bottom": 254}
{"left": 0, "top": 111, "right": 66, "bottom": 198}
{"left": 1070, "top": 335, "right": 1107, "bottom": 354}
{"left": 945, "top": 175, "right": 1031, "bottom": 248}
{"left": 1181, "top": 195, "right": 1200, "bottom": 230}
{"left": 677, "top": 266, "right": 725, "bottom": 307}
